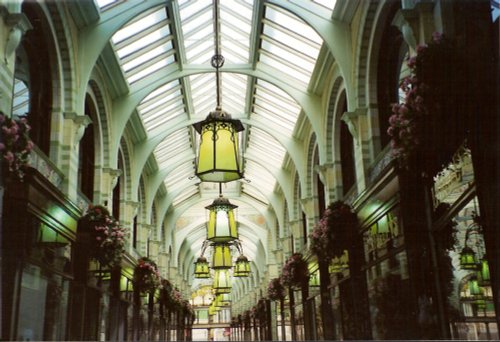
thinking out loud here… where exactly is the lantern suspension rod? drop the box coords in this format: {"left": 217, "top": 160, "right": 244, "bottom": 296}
{"left": 200, "top": 240, "right": 209, "bottom": 257}
{"left": 213, "top": 0, "right": 222, "bottom": 109}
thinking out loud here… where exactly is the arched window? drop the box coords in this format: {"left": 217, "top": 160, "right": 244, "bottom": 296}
{"left": 78, "top": 96, "right": 95, "bottom": 201}
{"left": 113, "top": 152, "right": 123, "bottom": 219}
{"left": 376, "top": 2, "right": 409, "bottom": 148}
{"left": 15, "top": 2, "right": 54, "bottom": 154}
{"left": 313, "top": 145, "right": 325, "bottom": 216}
{"left": 339, "top": 94, "right": 355, "bottom": 196}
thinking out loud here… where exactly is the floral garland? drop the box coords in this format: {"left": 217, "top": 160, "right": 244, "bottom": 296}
{"left": 281, "top": 253, "right": 309, "bottom": 288}
{"left": 267, "top": 277, "right": 285, "bottom": 301}
{"left": 82, "top": 205, "right": 127, "bottom": 268}
{"left": 387, "top": 32, "right": 460, "bottom": 170}
{"left": 309, "top": 201, "right": 357, "bottom": 260}
{"left": 0, "top": 112, "right": 34, "bottom": 181}
{"left": 134, "top": 257, "right": 161, "bottom": 294}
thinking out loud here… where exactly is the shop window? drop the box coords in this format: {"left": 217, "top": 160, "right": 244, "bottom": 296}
{"left": 16, "top": 264, "right": 70, "bottom": 340}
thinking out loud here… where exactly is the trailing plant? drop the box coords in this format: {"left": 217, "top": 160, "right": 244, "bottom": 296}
{"left": 387, "top": 32, "right": 466, "bottom": 174}
{"left": 310, "top": 201, "right": 358, "bottom": 260}
{"left": 0, "top": 112, "right": 34, "bottom": 181}
{"left": 81, "top": 204, "right": 127, "bottom": 268}
{"left": 134, "top": 257, "right": 161, "bottom": 294}
{"left": 267, "top": 277, "right": 285, "bottom": 301}
{"left": 281, "top": 252, "right": 309, "bottom": 288}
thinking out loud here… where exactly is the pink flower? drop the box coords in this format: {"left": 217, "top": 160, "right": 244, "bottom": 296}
{"left": 432, "top": 31, "right": 443, "bottom": 43}
{"left": 4, "top": 151, "right": 14, "bottom": 163}
{"left": 407, "top": 56, "right": 417, "bottom": 68}
{"left": 0, "top": 143, "right": 5, "bottom": 151}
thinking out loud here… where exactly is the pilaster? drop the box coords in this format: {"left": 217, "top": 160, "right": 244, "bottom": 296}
{"left": 62, "top": 112, "right": 92, "bottom": 201}
{"left": 0, "top": 6, "right": 31, "bottom": 114}
{"left": 101, "top": 167, "right": 122, "bottom": 209}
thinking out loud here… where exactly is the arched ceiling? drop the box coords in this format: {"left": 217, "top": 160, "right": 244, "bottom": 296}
{"left": 92, "top": 0, "right": 341, "bottom": 286}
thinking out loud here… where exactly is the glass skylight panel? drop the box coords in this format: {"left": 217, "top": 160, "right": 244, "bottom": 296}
{"left": 251, "top": 80, "right": 301, "bottom": 134}
{"left": 164, "top": 160, "right": 196, "bottom": 190}
{"left": 246, "top": 127, "right": 286, "bottom": 171}
{"left": 188, "top": 74, "right": 216, "bottom": 118}
{"left": 154, "top": 128, "right": 192, "bottom": 169}
{"left": 243, "top": 185, "right": 269, "bottom": 205}
{"left": 260, "top": 4, "right": 322, "bottom": 86}
{"left": 173, "top": 185, "right": 199, "bottom": 207}
{"left": 244, "top": 160, "right": 276, "bottom": 196}
{"left": 313, "top": 0, "right": 337, "bottom": 11}
{"left": 95, "top": 0, "right": 117, "bottom": 10}
{"left": 111, "top": 7, "right": 175, "bottom": 84}
{"left": 220, "top": 73, "right": 247, "bottom": 116}
{"left": 220, "top": 4, "right": 252, "bottom": 63}
{"left": 112, "top": 9, "right": 167, "bottom": 44}
{"left": 12, "top": 79, "right": 29, "bottom": 116}
{"left": 179, "top": 1, "right": 214, "bottom": 64}
{"left": 138, "top": 80, "right": 187, "bottom": 132}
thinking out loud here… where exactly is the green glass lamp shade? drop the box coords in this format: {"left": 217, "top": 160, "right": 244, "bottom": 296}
{"left": 478, "top": 258, "right": 490, "bottom": 286}
{"left": 233, "top": 255, "right": 251, "bottom": 277}
{"left": 212, "top": 244, "right": 232, "bottom": 269}
{"left": 460, "top": 246, "right": 478, "bottom": 270}
{"left": 193, "top": 109, "right": 244, "bottom": 183}
{"left": 213, "top": 269, "right": 231, "bottom": 293}
{"left": 208, "top": 305, "right": 216, "bottom": 316}
{"left": 194, "top": 257, "right": 210, "bottom": 279}
{"left": 468, "top": 277, "right": 483, "bottom": 298}
{"left": 215, "top": 293, "right": 231, "bottom": 307}
{"left": 309, "top": 271, "right": 320, "bottom": 287}
{"left": 206, "top": 196, "right": 238, "bottom": 243}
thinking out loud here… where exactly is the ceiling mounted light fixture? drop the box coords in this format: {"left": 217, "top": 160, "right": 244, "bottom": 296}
{"left": 192, "top": 0, "right": 244, "bottom": 183}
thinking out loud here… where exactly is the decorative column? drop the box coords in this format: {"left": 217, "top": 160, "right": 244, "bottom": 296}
{"left": 101, "top": 167, "right": 121, "bottom": 209}
{"left": 341, "top": 107, "right": 372, "bottom": 193}
{"left": 62, "top": 112, "right": 92, "bottom": 201}
{"left": 315, "top": 163, "right": 342, "bottom": 204}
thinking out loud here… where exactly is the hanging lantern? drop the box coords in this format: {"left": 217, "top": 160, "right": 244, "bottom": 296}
{"left": 459, "top": 246, "right": 478, "bottom": 270}
{"left": 208, "top": 305, "right": 216, "bottom": 316}
{"left": 215, "top": 293, "right": 231, "bottom": 307}
{"left": 192, "top": 108, "right": 244, "bottom": 183}
{"left": 468, "top": 277, "right": 483, "bottom": 299}
{"left": 213, "top": 269, "right": 231, "bottom": 293}
{"left": 309, "top": 271, "right": 320, "bottom": 287}
{"left": 212, "top": 244, "right": 232, "bottom": 269}
{"left": 233, "top": 255, "right": 251, "bottom": 277}
{"left": 206, "top": 195, "right": 238, "bottom": 243}
{"left": 477, "top": 257, "right": 490, "bottom": 286}
{"left": 194, "top": 256, "right": 210, "bottom": 279}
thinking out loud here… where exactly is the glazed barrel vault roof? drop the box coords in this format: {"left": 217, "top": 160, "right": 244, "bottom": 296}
{"left": 89, "top": 0, "right": 342, "bottom": 288}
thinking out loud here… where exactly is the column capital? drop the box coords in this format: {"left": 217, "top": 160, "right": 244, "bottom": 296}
{"left": 1, "top": 8, "right": 31, "bottom": 64}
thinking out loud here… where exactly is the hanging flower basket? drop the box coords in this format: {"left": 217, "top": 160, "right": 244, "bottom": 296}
{"left": 309, "top": 201, "right": 358, "bottom": 260}
{"left": 80, "top": 205, "right": 127, "bottom": 268}
{"left": 267, "top": 277, "right": 285, "bottom": 301}
{"left": 0, "top": 112, "right": 34, "bottom": 182}
{"left": 387, "top": 32, "right": 466, "bottom": 175}
{"left": 134, "top": 257, "right": 161, "bottom": 294}
{"left": 281, "top": 253, "right": 309, "bottom": 288}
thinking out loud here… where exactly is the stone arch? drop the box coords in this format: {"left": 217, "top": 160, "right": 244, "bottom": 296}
{"left": 354, "top": 0, "right": 381, "bottom": 109}
{"left": 89, "top": 80, "right": 111, "bottom": 168}
{"left": 326, "top": 77, "right": 345, "bottom": 162}
{"left": 366, "top": 0, "right": 409, "bottom": 151}
{"left": 45, "top": 1, "right": 76, "bottom": 113}
{"left": 119, "top": 137, "right": 134, "bottom": 202}
{"left": 304, "top": 133, "right": 317, "bottom": 198}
